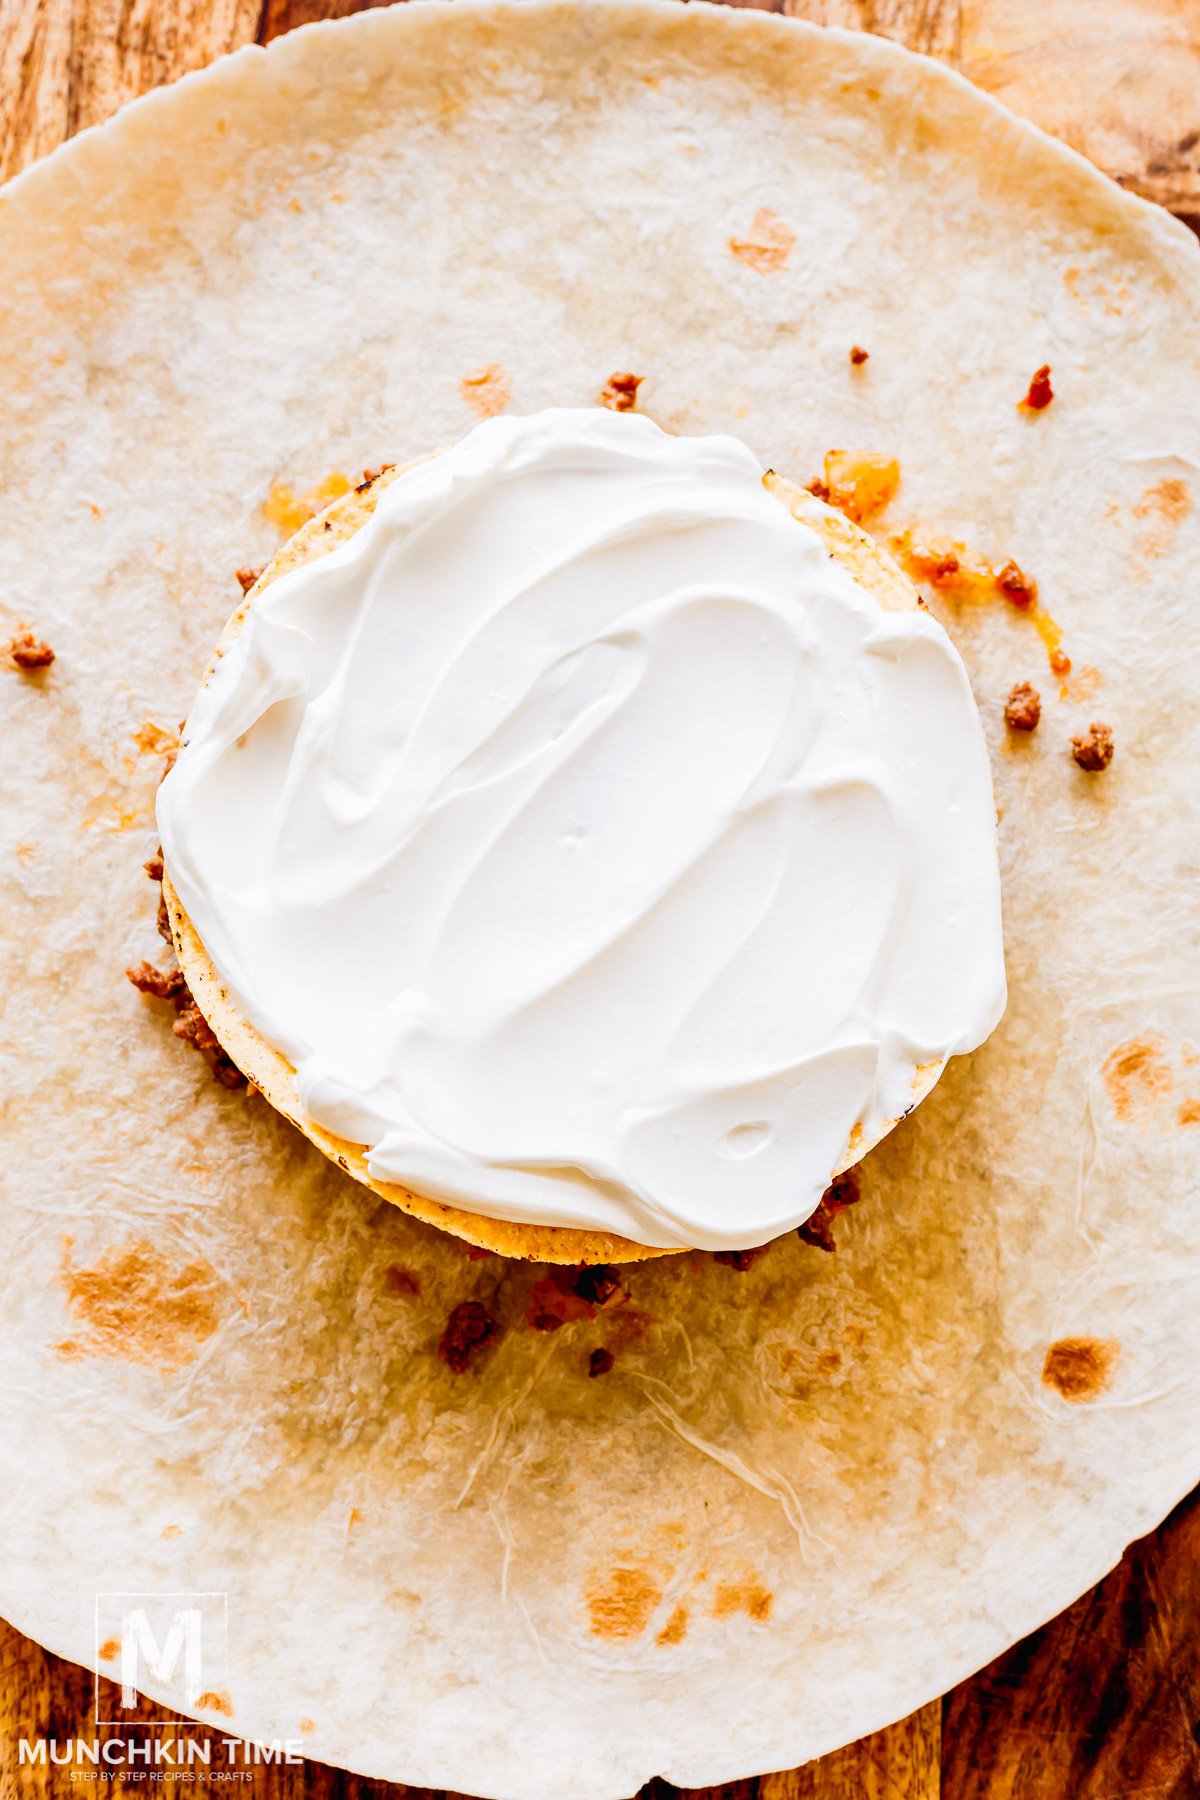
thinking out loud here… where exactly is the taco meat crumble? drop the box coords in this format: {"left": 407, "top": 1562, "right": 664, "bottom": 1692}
{"left": 1020, "top": 364, "right": 1054, "bottom": 410}
{"left": 797, "top": 1168, "right": 862, "bottom": 1252}
{"left": 438, "top": 1300, "right": 500, "bottom": 1372}
{"left": 6, "top": 630, "right": 55, "bottom": 671}
{"left": 1072, "top": 721, "right": 1114, "bottom": 772}
{"left": 588, "top": 1348, "right": 615, "bottom": 1378}
{"left": 1004, "top": 681, "right": 1041, "bottom": 732}
{"left": 600, "top": 372, "right": 644, "bottom": 412}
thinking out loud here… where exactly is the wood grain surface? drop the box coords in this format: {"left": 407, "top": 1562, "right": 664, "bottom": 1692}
{"left": 1, "top": 2, "right": 1197, "bottom": 1797}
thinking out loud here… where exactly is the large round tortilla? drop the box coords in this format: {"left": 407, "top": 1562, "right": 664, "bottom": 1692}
{"left": 163, "top": 466, "right": 935, "bottom": 1265}
{"left": 1, "top": 3, "right": 1199, "bottom": 1793}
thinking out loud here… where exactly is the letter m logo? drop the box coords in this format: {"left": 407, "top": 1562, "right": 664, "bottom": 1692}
{"left": 94, "top": 1592, "right": 228, "bottom": 1727}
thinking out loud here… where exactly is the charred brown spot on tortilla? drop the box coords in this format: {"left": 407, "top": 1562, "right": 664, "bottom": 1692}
{"left": 585, "top": 1566, "right": 664, "bottom": 1641}
{"left": 849, "top": 344, "right": 869, "bottom": 366}
{"left": 711, "top": 1578, "right": 773, "bottom": 1623}
{"left": 1042, "top": 1336, "right": 1117, "bottom": 1402}
{"left": 588, "top": 1347, "right": 615, "bottom": 1378}
{"left": 815, "top": 1348, "right": 844, "bottom": 1375}
{"left": 1072, "top": 721, "right": 1115, "bottom": 772}
{"left": 1102, "top": 1036, "right": 1172, "bottom": 1121}
{"left": 97, "top": 1637, "right": 121, "bottom": 1662}
{"left": 1178, "top": 1098, "right": 1200, "bottom": 1126}
{"left": 196, "top": 1691, "right": 234, "bottom": 1717}
{"left": 1132, "top": 477, "right": 1190, "bottom": 525}
{"left": 437, "top": 1300, "right": 499, "bottom": 1372}
{"left": 460, "top": 364, "right": 512, "bottom": 418}
{"left": 1004, "top": 681, "right": 1041, "bottom": 732}
{"left": 713, "top": 1246, "right": 767, "bottom": 1271}
{"left": 797, "top": 1167, "right": 862, "bottom": 1252}
{"left": 297, "top": 1719, "right": 317, "bottom": 1736}
{"left": 1019, "top": 363, "right": 1054, "bottom": 410}
{"left": 807, "top": 449, "right": 900, "bottom": 524}
{"left": 384, "top": 1265, "right": 421, "bottom": 1297}
{"left": 5, "top": 629, "right": 55, "bottom": 671}
{"left": 655, "top": 1602, "right": 689, "bottom": 1646}
{"left": 235, "top": 566, "right": 261, "bottom": 595}
{"left": 600, "top": 372, "right": 644, "bottom": 412}
{"left": 356, "top": 463, "right": 395, "bottom": 493}
{"left": 61, "top": 1237, "right": 222, "bottom": 1369}
{"left": 728, "top": 207, "right": 796, "bottom": 274}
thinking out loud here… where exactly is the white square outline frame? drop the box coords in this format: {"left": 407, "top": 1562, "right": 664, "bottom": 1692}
{"left": 94, "top": 1591, "right": 229, "bottom": 1728}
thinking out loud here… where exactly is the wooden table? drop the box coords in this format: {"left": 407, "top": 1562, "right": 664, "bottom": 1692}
{"left": 2, "top": 2, "right": 1199, "bottom": 1794}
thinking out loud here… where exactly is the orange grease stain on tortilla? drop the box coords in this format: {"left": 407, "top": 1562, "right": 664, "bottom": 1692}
{"left": 1133, "top": 478, "right": 1191, "bottom": 525}
{"left": 811, "top": 450, "right": 900, "bottom": 524}
{"left": 711, "top": 1578, "right": 773, "bottom": 1623}
{"left": 132, "top": 720, "right": 180, "bottom": 759}
{"left": 1131, "top": 478, "right": 1191, "bottom": 564}
{"left": 656, "top": 1603, "right": 689, "bottom": 1647}
{"left": 461, "top": 365, "right": 512, "bottom": 418}
{"left": 1102, "top": 1036, "right": 1173, "bottom": 1121}
{"left": 298, "top": 1719, "right": 317, "bottom": 1736}
{"left": 196, "top": 1691, "right": 234, "bottom": 1717}
{"left": 161, "top": 1524, "right": 182, "bottom": 1540}
{"left": 15, "top": 843, "right": 36, "bottom": 864}
{"left": 728, "top": 208, "right": 795, "bottom": 274}
{"left": 1178, "top": 1098, "right": 1200, "bottom": 1126}
{"left": 585, "top": 1566, "right": 664, "bottom": 1641}
{"left": 59, "top": 1236, "right": 222, "bottom": 1369}
{"left": 1042, "top": 1337, "right": 1118, "bottom": 1403}
{"left": 97, "top": 1638, "right": 120, "bottom": 1662}
{"left": 891, "top": 529, "right": 1072, "bottom": 681}
{"left": 264, "top": 472, "right": 351, "bottom": 534}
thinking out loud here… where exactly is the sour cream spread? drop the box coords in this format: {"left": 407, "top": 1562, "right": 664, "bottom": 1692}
{"left": 158, "top": 409, "right": 1005, "bottom": 1250}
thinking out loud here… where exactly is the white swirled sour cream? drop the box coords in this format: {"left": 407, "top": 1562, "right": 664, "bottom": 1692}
{"left": 158, "top": 409, "right": 1005, "bottom": 1251}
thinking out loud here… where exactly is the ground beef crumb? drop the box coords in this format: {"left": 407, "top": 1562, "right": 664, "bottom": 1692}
{"left": 126, "top": 960, "right": 186, "bottom": 1001}
{"left": 995, "top": 559, "right": 1037, "bottom": 609}
{"left": 805, "top": 479, "right": 831, "bottom": 503}
{"left": 157, "top": 887, "right": 174, "bottom": 945}
{"left": 438, "top": 1300, "right": 500, "bottom": 1373}
{"left": 1072, "top": 721, "right": 1115, "bottom": 772}
{"left": 588, "top": 1348, "right": 615, "bottom": 1378}
{"left": 1004, "top": 681, "right": 1041, "bottom": 732}
{"left": 713, "top": 1247, "right": 767, "bottom": 1271}
{"left": 797, "top": 1167, "right": 862, "bottom": 1253}
{"left": 144, "top": 852, "right": 165, "bottom": 883}
{"left": 1020, "top": 364, "right": 1054, "bottom": 410}
{"left": 600, "top": 372, "right": 644, "bottom": 412}
{"left": 849, "top": 345, "right": 869, "bottom": 366}
{"left": 128, "top": 950, "right": 244, "bottom": 1088}
{"left": 235, "top": 567, "right": 262, "bottom": 596}
{"left": 8, "top": 631, "right": 55, "bottom": 671}
{"left": 572, "top": 1264, "right": 624, "bottom": 1307}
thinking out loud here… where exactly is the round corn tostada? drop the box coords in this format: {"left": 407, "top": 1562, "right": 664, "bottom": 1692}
{"left": 2, "top": 1, "right": 1200, "bottom": 1795}
{"left": 160, "top": 446, "right": 950, "bottom": 1265}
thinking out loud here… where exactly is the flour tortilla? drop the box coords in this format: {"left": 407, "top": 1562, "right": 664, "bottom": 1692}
{"left": 1, "top": 3, "right": 1199, "bottom": 1794}
{"left": 163, "top": 466, "right": 935, "bottom": 1265}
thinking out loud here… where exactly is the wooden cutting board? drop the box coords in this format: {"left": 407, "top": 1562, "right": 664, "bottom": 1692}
{"left": 2, "top": 3, "right": 1199, "bottom": 1795}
